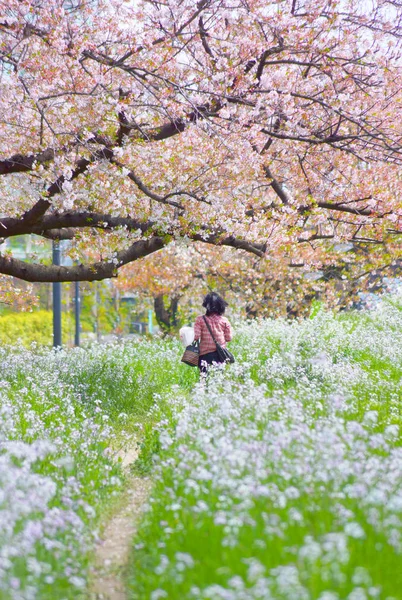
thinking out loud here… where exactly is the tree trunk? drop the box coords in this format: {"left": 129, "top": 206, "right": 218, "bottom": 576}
{"left": 154, "top": 294, "right": 181, "bottom": 334}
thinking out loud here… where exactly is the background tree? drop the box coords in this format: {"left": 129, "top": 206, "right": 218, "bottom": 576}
{"left": 118, "top": 237, "right": 402, "bottom": 327}
{"left": 0, "top": 0, "right": 401, "bottom": 292}
{"left": 116, "top": 242, "right": 207, "bottom": 333}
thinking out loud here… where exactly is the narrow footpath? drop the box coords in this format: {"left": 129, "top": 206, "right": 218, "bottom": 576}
{"left": 89, "top": 447, "right": 151, "bottom": 600}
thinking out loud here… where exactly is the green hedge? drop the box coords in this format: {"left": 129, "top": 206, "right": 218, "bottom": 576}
{"left": 0, "top": 310, "right": 73, "bottom": 346}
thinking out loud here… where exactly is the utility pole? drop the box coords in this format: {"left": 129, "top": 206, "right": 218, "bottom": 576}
{"left": 52, "top": 240, "right": 62, "bottom": 347}
{"left": 74, "top": 281, "right": 80, "bottom": 346}
{"left": 94, "top": 281, "right": 100, "bottom": 342}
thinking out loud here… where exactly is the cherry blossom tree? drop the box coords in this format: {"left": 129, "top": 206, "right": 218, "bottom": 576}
{"left": 1, "top": 0, "right": 402, "bottom": 285}
{"left": 0, "top": 275, "right": 36, "bottom": 309}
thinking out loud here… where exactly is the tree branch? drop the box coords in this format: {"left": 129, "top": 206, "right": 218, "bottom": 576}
{"left": 190, "top": 231, "right": 266, "bottom": 257}
{"left": 111, "top": 159, "right": 183, "bottom": 208}
{"left": 0, "top": 148, "right": 56, "bottom": 175}
{"left": 0, "top": 211, "right": 156, "bottom": 239}
{"left": 0, "top": 237, "right": 166, "bottom": 282}
{"left": 262, "top": 165, "right": 290, "bottom": 204}
{"left": 317, "top": 201, "right": 373, "bottom": 216}
{"left": 199, "top": 16, "right": 214, "bottom": 58}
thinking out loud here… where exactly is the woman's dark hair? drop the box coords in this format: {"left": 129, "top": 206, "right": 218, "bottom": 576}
{"left": 202, "top": 292, "right": 228, "bottom": 316}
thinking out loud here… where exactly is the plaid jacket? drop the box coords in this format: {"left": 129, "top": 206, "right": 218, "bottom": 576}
{"left": 194, "top": 314, "right": 232, "bottom": 356}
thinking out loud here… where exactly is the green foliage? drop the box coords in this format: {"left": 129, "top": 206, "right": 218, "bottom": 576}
{"left": 0, "top": 310, "right": 73, "bottom": 346}
{"left": 309, "top": 299, "right": 324, "bottom": 318}
{"left": 132, "top": 425, "right": 161, "bottom": 475}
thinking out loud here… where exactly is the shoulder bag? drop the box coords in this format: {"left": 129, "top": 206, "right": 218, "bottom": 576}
{"left": 203, "top": 316, "right": 235, "bottom": 364}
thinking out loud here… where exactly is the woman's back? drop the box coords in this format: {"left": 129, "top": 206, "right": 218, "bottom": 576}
{"left": 194, "top": 313, "right": 232, "bottom": 356}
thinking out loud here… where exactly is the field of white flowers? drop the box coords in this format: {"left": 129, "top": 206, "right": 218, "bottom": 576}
{"left": 128, "top": 298, "right": 402, "bottom": 600}
{"left": 0, "top": 339, "right": 196, "bottom": 599}
{"left": 2, "top": 297, "right": 402, "bottom": 600}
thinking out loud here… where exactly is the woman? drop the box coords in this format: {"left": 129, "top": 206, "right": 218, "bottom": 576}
{"left": 193, "top": 292, "right": 232, "bottom": 373}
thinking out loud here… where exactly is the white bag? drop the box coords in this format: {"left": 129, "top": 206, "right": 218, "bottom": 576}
{"left": 179, "top": 326, "right": 194, "bottom": 347}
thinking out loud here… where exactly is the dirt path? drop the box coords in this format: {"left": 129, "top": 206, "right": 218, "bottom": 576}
{"left": 88, "top": 445, "right": 151, "bottom": 600}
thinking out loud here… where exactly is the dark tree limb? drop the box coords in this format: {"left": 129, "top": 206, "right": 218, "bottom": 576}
{"left": 262, "top": 165, "right": 290, "bottom": 205}
{"left": 0, "top": 211, "right": 156, "bottom": 238}
{"left": 199, "top": 16, "right": 215, "bottom": 58}
{"left": 0, "top": 237, "right": 166, "bottom": 282}
{"left": 316, "top": 201, "right": 373, "bottom": 216}
{"left": 20, "top": 198, "right": 53, "bottom": 226}
{"left": 191, "top": 232, "right": 266, "bottom": 257}
{"left": 0, "top": 148, "right": 56, "bottom": 175}
{"left": 298, "top": 233, "right": 335, "bottom": 243}
{"left": 0, "top": 133, "right": 111, "bottom": 175}
{"left": 0, "top": 102, "right": 218, "bottom": 176}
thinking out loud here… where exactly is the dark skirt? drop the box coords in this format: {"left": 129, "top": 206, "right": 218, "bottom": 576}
{"left": 199, "top": 351, "right": 224, "bottom": 373}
